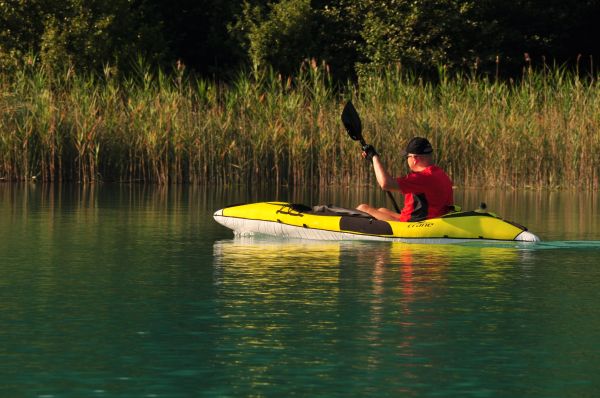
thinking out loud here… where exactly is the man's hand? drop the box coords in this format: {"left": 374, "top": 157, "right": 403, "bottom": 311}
{"left": 361, "top": 144, "right": 379, "bottom": 162}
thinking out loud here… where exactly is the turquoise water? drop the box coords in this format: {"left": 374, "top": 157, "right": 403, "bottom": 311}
{"left": 1, "top": 185, "right": 600, "bottom": 397}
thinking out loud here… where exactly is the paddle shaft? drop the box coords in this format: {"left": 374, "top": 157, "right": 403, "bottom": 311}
{"left": 360, "top": 136, "right": 402, "bottom": 213}
{"left": 359, "top": 138, "right": 401, "bottom": 213}
{"left": 342, "top": 101, "right": 401, "bottom": 214}
{"left": 376, "top": 163, "right": 401, "bottom": 213}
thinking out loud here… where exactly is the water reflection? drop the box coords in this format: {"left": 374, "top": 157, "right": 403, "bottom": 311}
{"left": 212, "top": 237, "right": 539, "bottom": 310}
{"left": 210, "top": 237, "right": 537, "bottom": 395}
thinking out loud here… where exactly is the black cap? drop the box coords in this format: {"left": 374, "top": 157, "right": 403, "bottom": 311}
{"left": 403, "top": 137, "right": 433, "bottom": 156}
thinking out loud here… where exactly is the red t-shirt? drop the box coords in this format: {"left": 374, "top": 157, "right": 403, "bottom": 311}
{"left": 394, "top": 165, "right": 453, "bottom": 222}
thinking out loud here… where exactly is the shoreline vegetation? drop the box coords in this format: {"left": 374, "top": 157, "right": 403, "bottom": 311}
{"left": 1, "top": 60, "right": 599, "bottom": 189}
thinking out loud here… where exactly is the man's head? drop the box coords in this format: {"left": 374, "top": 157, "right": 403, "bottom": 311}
{"left": 403, "top": 137, "right": 433, "bottom": 171}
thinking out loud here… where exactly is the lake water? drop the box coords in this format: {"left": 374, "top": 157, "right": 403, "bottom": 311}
{"left": 1, "top": 184, "right": 600, "bottom": 397}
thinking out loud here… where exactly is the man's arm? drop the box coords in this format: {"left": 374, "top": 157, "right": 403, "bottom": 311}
{"left": 372, "top": 156, "right": 400, "bottom": 191}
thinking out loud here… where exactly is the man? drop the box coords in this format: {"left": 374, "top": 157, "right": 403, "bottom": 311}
{"left": 356, "top": 137, "right": 453, "bottom": 222}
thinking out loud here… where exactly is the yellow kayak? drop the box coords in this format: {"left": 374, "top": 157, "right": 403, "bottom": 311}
{"left": 213, "top": 202, "right": 540, "bottom": 243}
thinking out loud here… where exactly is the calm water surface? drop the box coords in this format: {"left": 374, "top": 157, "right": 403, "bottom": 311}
{"left": 1, "top": 184, "right": 600, "bottom": 397}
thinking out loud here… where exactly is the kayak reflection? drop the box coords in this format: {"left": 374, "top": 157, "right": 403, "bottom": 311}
{"left": 212, "top": 238, "right": 526, "bottom": 291}
{"left": 210, "top": 238, "right": 530, "bottom": 391}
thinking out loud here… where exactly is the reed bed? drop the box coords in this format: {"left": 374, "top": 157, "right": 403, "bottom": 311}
{"left": 1, "top": 61, "right": 599, "bottom": 189}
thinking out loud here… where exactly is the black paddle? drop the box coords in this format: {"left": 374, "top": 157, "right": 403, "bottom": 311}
{"left": 341, "top": 100, "right": 401, "bottom": 213}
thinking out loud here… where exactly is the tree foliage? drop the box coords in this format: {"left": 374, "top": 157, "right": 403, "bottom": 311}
{"left": 1, "top": 0, "right": 599, "bottom": 79}
{"left": 232, "top": 0, "right": 315, "bottom": 75}
{"left": 0, "top": 0, "right": 165, "bottom": 73}
{"left": 356, "top": 0, "right": 479, "bottom": 74}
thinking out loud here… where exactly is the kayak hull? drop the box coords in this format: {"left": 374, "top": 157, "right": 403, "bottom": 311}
{"left": 213, "top": 202, "right": 541, "bottom": 243}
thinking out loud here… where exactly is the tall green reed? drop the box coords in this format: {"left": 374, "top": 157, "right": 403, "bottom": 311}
{"left": 357, "top": 65, "right": 600, "bottom": 189}
{"left": 0, "top": 59, "right": 598, "bottom": 189}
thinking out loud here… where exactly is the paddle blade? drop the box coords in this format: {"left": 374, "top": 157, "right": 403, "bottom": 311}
{"left": 341, "top": 100, "right": 363, "bottom": 142}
